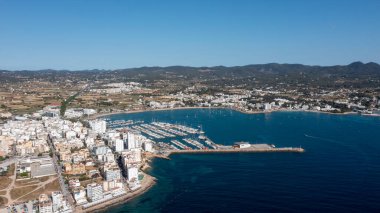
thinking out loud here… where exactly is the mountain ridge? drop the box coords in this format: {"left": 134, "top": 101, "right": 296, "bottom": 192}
{"left": 1, "top": 61, "right": 380, "bottom": 73}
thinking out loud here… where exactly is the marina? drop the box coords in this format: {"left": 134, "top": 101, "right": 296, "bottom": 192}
{"left": 182, "top": 138, "right": 207, "bottom": 149}
{"left": 170, "top": 140, "right": 191, "bottom": 150}
{"left": 107, "top": 119, "right": 304, "bottom": 156}
{"left": 103, "top": 108, "right": 380, "bottom": 213}
{"left": 100, "top": 109, "right": 311, "bottom": 213}
{"left": 106, "top": 120, "right": 206, "bottom": 144}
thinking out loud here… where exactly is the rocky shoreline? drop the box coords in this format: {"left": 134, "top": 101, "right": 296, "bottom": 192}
{"left": 77, "top": 173, "right": 157, "bottom": 213}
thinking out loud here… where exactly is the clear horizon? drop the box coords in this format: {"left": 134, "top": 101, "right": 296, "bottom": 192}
{"left": 1, "top": 0, "right": 380, "bottom": 70}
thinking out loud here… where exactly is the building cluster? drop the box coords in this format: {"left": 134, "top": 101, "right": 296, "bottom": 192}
{"left": 90, "top": 82, "right": 143, "bottom": 94}
{"left": 64, "top": 108, "right": 97, "bottom": 119}
{"left": 38, "top": 192, "right": 71, "bottom": 213}
{"left": 0, "top": 118, "right": 50, "bottom": 157}
{"left": 17, "top": 156, "right": 56, "bottom": 178}
{"left": 148, "top": 100, "right": 184, "bottom": 109}
{"left": 6, "top": 191, "right": 73, "bottom": 213}
{"left": 103, "top": 128, "right": 154, "bottom": 190}
{"left": 45, "top": 118, "right": 124, "bottom": 207}
{"left": 5, "top": 191, "right": 71, "bottom": 213}
{"left": 0, "top": 107, "right": 156, "bottom": 212}
{"left": 142, "top": 87, "right": 380, "bottom": 115}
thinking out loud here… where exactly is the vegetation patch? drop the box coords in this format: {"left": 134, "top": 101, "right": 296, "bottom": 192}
{"left": 60, "top": 92, "right": 80, "bottom": 116}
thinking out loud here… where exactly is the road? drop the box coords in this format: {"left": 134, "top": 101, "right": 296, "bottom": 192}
{"left": 47, "top": 134, "right": 75, "bottom": 208}
{"left": 0, "top": 156, "right": 25, "bottom": 168}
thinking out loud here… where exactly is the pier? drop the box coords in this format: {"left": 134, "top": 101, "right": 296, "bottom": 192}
{"left": 155, "top": 144, "right": 305, "bottom": 158}
{"left": 168, "top": 146, "right": 304, "bottom": 155}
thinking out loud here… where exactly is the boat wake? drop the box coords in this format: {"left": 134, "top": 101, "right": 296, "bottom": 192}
{"left": 304, "top": 134, "right": 339, "bottom": 143}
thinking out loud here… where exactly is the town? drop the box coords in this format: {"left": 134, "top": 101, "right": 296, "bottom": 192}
{"left": 0, "top": 104, "right": 159, "bottom": 212}
{"left": 0, "top": 63, "right": 380, "bottom": 212}
{"left": 0, "top": 104, "right": 305, "bottom": 213}
{"left": 1, "top": 63, "right": 380, "bottom": 119}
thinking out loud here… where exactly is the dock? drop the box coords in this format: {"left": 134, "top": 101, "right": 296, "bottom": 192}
{"left": 168, "top": 146, "right": 304, "bottom": 155}
{"left": 154, "top": 144, "right": 305, "bottom": 158}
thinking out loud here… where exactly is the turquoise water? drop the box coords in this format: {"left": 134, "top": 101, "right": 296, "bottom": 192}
{"left": 106, "top": 109, "right": 380, "bottom": 213}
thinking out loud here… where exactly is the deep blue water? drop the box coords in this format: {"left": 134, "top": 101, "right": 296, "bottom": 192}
{"left": 105, "top": 109, "right": 380, "bottom": 213}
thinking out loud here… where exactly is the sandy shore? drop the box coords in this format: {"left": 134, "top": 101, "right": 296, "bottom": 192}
{"left": 78, "top": 173, "right": 156, "bottom": 213}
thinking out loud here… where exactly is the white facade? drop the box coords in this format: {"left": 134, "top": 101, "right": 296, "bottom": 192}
{"left": 264, "top": 103, "right": 272, "bottom": 110}
{"left": 86, "top": 183, "right": 104, "bottom": 202}
{"left": 143, "top": 141, "right": 153, "bottom": 152}
{"left": 103, "top": 180, "right": 124, "bottom": 192}
{"left": 89, "top": 120, "right": 107, "bottom": 133}
{"left": 115, "top": 139, "right": 124, "bottom": 152}
{"left": 105, "top": 168, "right": 121, "bottom": 181}
{"left": 122, "top": 148, "right": 142, "bottom": 165}
{"left": 39, "top": 203, "right": 53, "bottom": 213}
{"left": 127, "top": 165, "right": 138, "bottom": 182}
{"left": 38, "top": 194, "right": 53, "bottom": 213}
{"left": 126, "top": 132, "right": 136, "bottom": 150}
{"left": 83, "top": 108, "right": 97, "bottom": 115}
{"left": 238, "top": 143, "right": 251, "bottom": 148}
{"left": 131, "top": 148, "right": 142, "bottom": 162}
{"left": 94, "top": 145, "right": 111, "bottom": 155}
{"left": 51, "top": 191, "right": 69, "bottom": 212}
{"left": 65, "top": 130, "right": 77, "bottom": 139}
{"left": 73, "top": 189, "right": 87, "bottom": 204}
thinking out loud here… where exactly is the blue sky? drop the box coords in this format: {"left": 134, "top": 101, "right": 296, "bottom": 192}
{"left": 0, "top": 0, "right": 379, "bottom": 70}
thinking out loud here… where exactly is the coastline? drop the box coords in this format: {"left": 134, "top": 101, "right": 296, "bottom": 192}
{"left": 78, "top": 173, "right": 156, "bottom": 213}
{"left": 89, "top": 106, "right": 227, "bottom": 119}
{"left": 81, "top": 106, "right": 377, "bottom": 212}
{"left": 89, "top": 106, "right": 367, "bottom": 120}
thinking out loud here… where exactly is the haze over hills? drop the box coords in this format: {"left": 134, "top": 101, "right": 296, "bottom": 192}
{"left": 2, "top": 61, "right": 380, "bottom": 73}
{"left": 1, "top": 62, "right": 380, "bottom": 89}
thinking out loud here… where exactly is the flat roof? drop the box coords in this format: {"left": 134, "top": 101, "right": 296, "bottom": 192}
{"left": 234, "top": 142, "right": 250, "bottom": 145}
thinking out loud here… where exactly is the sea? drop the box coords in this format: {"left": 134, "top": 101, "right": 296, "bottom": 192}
{"left": 104, "top": 109, "right": 380, "bottom": 213}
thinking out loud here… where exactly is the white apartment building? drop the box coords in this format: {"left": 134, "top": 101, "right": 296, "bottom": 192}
{"left": 105, "top": 168, "right": 121, "bottom": 181}
{"left": 143, "top": 141, "right": 153, "bottom": 152}
{"left": 86, "top": 183, "right": 104, "bottom": 202}
{"left": 38, "top": 194, "right": 53, "bottom": 213}
{"left": 73, "top": 188, "right": 87, "bottom": 204}
{"left": 126, "top": 132, "right": 136, "bottom": 150}
{"left": 89, "top": 120, "right": 107, "bottom": 134}
{"left": 127, "top": 164, "right": 138, "bottom": 182}
{"left": 264, "top": 103, "right": 272, "bottom": 110}
{"left": 51, "top": 191, "right": 70, "bottom": 212}
{"left": 115, "top": 138, "right": 124, "bottom": 152}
